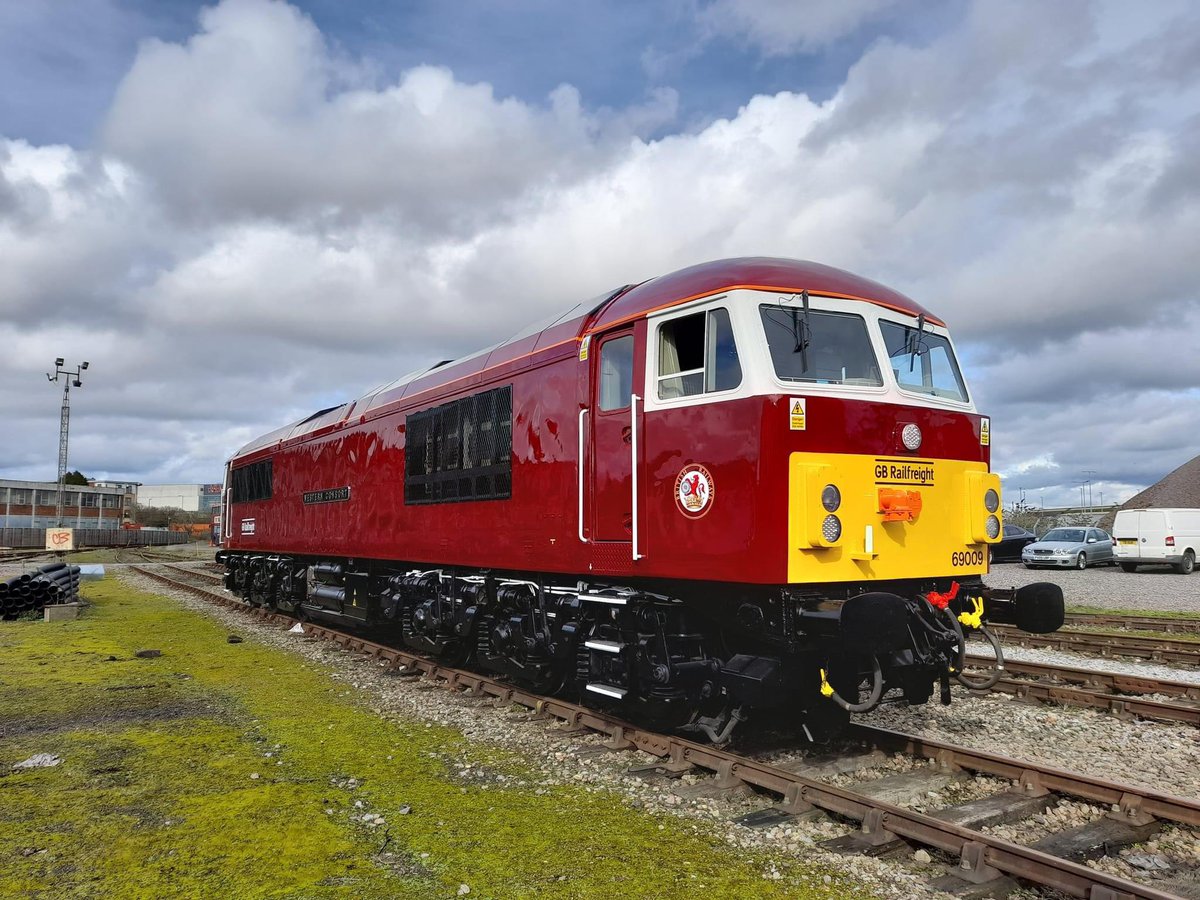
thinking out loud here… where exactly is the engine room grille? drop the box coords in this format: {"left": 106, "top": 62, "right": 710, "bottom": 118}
{"left": 404, "top": 385, "right": 513, "bottom": 505}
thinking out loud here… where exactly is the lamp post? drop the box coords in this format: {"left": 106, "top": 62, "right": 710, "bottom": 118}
{"left": 46, "top": 358, "right": 89, "bottom": 527}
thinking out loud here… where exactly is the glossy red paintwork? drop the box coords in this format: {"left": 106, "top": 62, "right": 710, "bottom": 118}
{"left": 226, "top": 258, "right": 979, "bottom": 586}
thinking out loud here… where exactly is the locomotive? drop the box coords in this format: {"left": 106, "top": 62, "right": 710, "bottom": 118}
{"left": 218, "top": 258, "right": 1064, "bottom": 742}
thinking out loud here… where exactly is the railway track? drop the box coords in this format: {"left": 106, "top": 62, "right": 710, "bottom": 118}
{"left": 992, "top": 624, "right": 1200, "bottom": 667}
{"left": 0, "top": 550, "right": 54, "bottom": 564}
{"left": 965, "top": 655, "right": 1200, "bottom": 727}
{"left": 130, "top": 563, "right": 1196, "bottom": 899}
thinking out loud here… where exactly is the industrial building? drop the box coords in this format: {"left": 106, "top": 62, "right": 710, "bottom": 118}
{"left": 137, "top": 483, "right": 223, "bottom": 513}
{"left": 0, "top": 479, "right": 129, "bottom": 529}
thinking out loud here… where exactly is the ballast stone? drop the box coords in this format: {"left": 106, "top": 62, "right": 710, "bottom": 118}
{"left": 14, "top": 753, "right": 61, "bottom": 769}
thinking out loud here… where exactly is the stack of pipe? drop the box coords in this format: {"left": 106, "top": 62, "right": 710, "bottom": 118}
{"left": 0, "top": 563, "right": 81, "bottom": 619}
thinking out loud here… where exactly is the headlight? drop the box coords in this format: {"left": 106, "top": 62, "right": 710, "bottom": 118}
{"left": 985, "top": 515, "right": 1000, "bottom": 539}
{"left": 821, "top": 515, "right": 842, "bottom": 542}
{"left": 984, "top": 489, "right": 999, "bottom": 513}
{"left": 821, "top": 484, "right": 841, "bottom": 512}
{"left": 901, "top": 423, "right": 922, "bottom": 451}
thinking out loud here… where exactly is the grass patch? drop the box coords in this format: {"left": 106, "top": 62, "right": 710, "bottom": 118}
{"left": 0, "top": 580, "right": 852, "bottom": 899}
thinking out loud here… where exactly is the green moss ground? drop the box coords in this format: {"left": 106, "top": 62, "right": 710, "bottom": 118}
{"left": 0, "top": 580, "right": 856, "bottom": 899}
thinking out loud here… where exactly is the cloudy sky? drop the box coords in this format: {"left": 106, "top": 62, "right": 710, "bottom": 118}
{"left": 1, "top": 0, "right": 1196, "bottom": 507}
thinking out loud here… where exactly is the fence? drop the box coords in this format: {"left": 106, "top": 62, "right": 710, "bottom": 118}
{"left": 0, "top": 528, "right": 190, "bottom": 549}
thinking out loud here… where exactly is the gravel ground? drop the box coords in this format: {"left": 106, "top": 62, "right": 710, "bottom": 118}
{"left": 118, "top": 569, "right": 1200, "bottom": 898}
{"left": 986, "top": 561, "right": 1200, "bottom": 613}
{"left": 870, "top": 686, "right": 1200, "bottom": 800}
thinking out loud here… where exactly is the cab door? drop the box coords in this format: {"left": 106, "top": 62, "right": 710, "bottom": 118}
{"left": 589, "top": 327, "right": 644, "bottom": 547}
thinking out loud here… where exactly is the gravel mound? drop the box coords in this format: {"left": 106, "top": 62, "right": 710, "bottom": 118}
{"left": 1099, "top": 453, "right": 1200, "bottom": 530}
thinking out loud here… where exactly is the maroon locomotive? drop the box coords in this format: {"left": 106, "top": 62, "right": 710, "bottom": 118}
{"left": 219, "top": 258, "right": 1062, "bottom": 742}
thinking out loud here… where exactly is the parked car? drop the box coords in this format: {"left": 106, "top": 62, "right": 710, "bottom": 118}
{"left": 991, "top": 524, "right": 1037, "bottom": 562}
{"left": 1022, "top": 527, "right": 1116, "bottom": 569}
{"left": 1112, "top": 508, "right": 1200, "bottom": 574}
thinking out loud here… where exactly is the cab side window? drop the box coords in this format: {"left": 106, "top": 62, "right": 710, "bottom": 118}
{"left": 657, "top": 308, "right": 742, "bottom": 400}
{"left": 599, "top": 335, "right": 634, "bottom": 411}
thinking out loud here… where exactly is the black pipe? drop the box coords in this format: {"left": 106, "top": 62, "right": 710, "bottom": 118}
{"left": 312, "top": 563, "right": 344, "bottom": 585}
{"left": 309, "top": 584, "right": 346, "bottom": 604}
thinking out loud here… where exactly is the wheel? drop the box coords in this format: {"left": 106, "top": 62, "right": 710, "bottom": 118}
{"left": 1075, "top": 552, "right": 1087, "bottom": 570}
{"left": 1120, "top": 563, "right": 1138, "bottom": 573}
{"left": 1177, "top": 550, "right": 1196, "bottom": 575}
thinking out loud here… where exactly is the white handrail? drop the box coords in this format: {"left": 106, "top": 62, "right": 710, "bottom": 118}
{"left": 578, "top": 408, "right": 588, "bottom": 543}
{"left": 631, "top": 394, "right": 643, "bottom": 561}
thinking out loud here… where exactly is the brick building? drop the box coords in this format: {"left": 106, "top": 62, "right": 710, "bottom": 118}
{"left": 0, "top": 479, "right": 128, "bottom": 529}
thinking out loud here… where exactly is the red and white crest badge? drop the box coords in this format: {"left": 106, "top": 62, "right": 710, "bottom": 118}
{"left": 675, "top": 464, "right": 714, "bottom": 518}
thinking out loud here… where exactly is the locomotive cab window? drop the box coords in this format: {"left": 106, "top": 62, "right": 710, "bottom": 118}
{"left": 879, "top": 320, "right": 968, "bottom": 402}
{"left": 759, "top": 306, "right": 881, "bottom": 386}
{"left": 657, "top": 307, "right": 742, "bottom": 400}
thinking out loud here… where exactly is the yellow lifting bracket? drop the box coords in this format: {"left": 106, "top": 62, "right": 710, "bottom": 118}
{"left": 819, "top": 668, "right": 834, "bottom": 698}
{"left": 958, "top": 596, "right": 985, "bottom": 630}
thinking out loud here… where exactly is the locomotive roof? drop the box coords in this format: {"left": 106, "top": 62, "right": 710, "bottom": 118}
{"left": 591, "top": 257, "right": 940, "bottom": 331}
{"left": 232, "top": 257, "right": 939, "bottom": 460}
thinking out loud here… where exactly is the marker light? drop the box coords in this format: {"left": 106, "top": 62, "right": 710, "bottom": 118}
{"left": 822, "top": 515, "right": 842, "bottom": 542}
{"left": 901, "top": 423, "right": 922, "bottom": 451}
{"left": 985, "top": 515, "right": 1000, "bottom": 539}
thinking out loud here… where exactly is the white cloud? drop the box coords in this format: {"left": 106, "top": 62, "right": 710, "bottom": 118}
{"left": 698, "top": 0, "right": 902, "bottom": 54}
{"left": 101, "top": 0, "right": 675, "bottom": 233}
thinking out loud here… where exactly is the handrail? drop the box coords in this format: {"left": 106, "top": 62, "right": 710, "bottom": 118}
{"left": 631, "top": 394, "right": 642, "bottom": 561}
{"left": 578, "top": 408, "right": 588, "bottom": 543}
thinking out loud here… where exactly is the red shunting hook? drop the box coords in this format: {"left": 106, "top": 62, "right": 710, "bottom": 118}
{"left": 926, "top": 581, "right": 960, "bottom": 610}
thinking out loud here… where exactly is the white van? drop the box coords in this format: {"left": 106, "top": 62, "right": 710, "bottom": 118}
{"left": 1112, "top": 508, "right": 1200, "bottom": 574}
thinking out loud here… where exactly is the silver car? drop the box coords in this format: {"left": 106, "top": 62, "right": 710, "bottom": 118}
{"left": 1022, "top": 527, "right": 1116, "bottom": 570}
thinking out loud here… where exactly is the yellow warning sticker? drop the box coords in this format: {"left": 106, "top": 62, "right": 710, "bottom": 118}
{"left": 789, "top": 397, "right": 806, "bottom": 431}
{"left": 578, "top": 335, "right": 591, "bottom": 362}
{"left": 980, "top": 417, "right": 990, "bottom": 446}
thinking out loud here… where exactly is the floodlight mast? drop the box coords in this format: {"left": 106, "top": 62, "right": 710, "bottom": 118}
{"left": 45, "top": 359, "right": 90, "bottom": 527}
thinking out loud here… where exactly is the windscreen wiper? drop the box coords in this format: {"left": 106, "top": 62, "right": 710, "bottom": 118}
{"left": 905, "top": 312, "right": 926, "bottom": 372}
{"left": 790, "top": 290, "right": 812, "bottom": 372}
